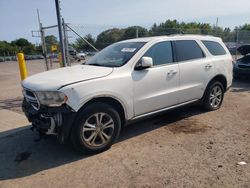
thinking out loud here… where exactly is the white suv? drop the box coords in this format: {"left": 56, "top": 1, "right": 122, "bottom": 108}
{"left": 22, "top": 35, "right": 232, "bottom": 153}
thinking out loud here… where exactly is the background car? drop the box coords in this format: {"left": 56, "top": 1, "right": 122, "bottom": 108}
{"left": 86, "top": 51, "right": 98, "bottom": 56}
{"left": 68, "top": 46, "right": 77, "bottom": 56}
{"left": 76, "top": 52, "right": 87, "bottom": 60}
{"left": 233, "top": 45, "right": 250, "bottom": 80}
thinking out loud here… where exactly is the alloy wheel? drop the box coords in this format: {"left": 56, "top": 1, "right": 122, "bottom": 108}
{"left": 82, "top": 112, "right": 115, "bottom": 147}
{"left": 209, "top": 86, "right": 222, "bottom": 108}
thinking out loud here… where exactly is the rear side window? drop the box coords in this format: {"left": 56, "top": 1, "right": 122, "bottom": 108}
{"left": 144, "top": 41, "right": 173, "bottom": 66}
{"left": 174, "top": 40, "right": 204, "bottom": 62}
{"left": 202, "top": 40, "right": 226, "bottom": 56}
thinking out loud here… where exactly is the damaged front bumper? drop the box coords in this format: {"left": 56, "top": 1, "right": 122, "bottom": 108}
{"left": 22, "top": 99, "right": 76, "bottom": 143}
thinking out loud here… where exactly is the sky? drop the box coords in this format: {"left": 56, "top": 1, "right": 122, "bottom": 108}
{"left": 0, "top": 0, "right": 250, "bottom": 43}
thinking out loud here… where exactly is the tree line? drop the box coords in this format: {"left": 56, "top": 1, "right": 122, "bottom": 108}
{"left": 75, "top": 20, "right": 250, "bottom": 51}
{"left": 0, "top": 38, "right": 41, "bottom": 56}
{"left": 1, "top": 19, "right": 250, "bottom": 56}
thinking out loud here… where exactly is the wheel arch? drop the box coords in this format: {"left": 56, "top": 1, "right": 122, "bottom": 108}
{"left": 203, "top": 74, "right": 227, "bottom": 99}
{"left": 78, "top": 96, "right": 127, "bottom": 127}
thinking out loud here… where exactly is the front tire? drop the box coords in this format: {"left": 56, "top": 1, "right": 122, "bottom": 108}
{"left": 203, "top": 81, "right": 224, "bottom": 111}
{"left": 71, "top": 102, "right": 121, "bottom": 154}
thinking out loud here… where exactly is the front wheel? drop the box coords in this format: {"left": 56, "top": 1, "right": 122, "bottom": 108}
{"left": 203, "top": 81, "right": 224, "bottom": 111}
{"left": 71, "top": 102, "right": 121, "bottom": 154}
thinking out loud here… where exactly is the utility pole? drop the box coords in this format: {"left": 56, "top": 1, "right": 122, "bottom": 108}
{"left": 235, "top": 27, "right": 239, "bottom": 60}
{"left": 62, "top": 18, "right": 70, "bottom": 66}
{"left": 215, "top": 17, "right": 219, "bottom": 36}
{"left": 37, "top": 9, "right": 49, "bottom": 70}
{"left": 55, "top": 0, "right": 66, "bottom": 67}
{"left": 136, "top": 26, "right": 139, "bottom": 38}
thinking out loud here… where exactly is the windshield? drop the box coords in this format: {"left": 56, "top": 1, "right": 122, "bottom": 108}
{"left": 85, "top": 42, "right": 146, "bottom": 67}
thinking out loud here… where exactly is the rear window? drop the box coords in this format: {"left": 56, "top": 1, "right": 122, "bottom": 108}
{"left": 202, "top": 40, "right": 226, "bottom": 56}
{"left": 174, "top": 40, "right": 204, "bottom": 62}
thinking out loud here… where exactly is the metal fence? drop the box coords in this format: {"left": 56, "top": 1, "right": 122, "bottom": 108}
{"left": 41, "top": 23, "right": 99, "bottom": 70}
{"left": 48, "top": 26, "right": 250, "bottom": 63}
{"left": 1, "top": 25, "right": 250, "bottom": 69}
{"left": 62, "top": 25, "right": 250, "bottom": 48}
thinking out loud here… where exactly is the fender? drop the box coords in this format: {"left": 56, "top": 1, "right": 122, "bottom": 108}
{"left": 74, "top": 93, "right": 129, "bottom": 120}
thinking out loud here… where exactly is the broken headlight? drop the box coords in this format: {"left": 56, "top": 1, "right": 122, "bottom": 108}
{"left": 35, "top": 91, "right": 68, "bottom": 107}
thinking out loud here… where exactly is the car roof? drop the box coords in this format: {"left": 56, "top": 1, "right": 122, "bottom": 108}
{"left": 120, "top": 34, "right": 222, "bottom": 43}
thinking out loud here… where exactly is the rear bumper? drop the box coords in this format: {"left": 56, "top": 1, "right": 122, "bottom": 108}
{"left": 22, "top": 99, "right": 76, "bottom": 143}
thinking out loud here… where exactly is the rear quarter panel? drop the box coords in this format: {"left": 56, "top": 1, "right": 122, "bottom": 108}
{"left": 212, "top": 42, "right": 233, "bottom": 89}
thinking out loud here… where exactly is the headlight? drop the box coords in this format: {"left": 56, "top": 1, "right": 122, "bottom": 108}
{"left": 35, "top": 91, "right": 68, "bottom": 106}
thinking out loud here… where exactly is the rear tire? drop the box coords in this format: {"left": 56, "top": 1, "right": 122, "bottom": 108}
{"left": 70, "top": 102, "right": 121, "bottom": 154}
{"left": 203, "top": 81, "right": 224, "bottom": 111}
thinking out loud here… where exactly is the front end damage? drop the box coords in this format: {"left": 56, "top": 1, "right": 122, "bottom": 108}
{"left": 22, "top": 96, "right": 76, "bottom": 143}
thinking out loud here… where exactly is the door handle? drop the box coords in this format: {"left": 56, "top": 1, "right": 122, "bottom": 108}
{"left": 205, "top": 64, "right": 213, "bottom": 69}
{"left": 167, "top": 70, "right": 178, "bottom": 75}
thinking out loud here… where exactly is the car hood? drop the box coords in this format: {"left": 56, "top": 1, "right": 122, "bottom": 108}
{"left": 22, "top": 65, "right": 113, "bottom": 91}
{"left": 237, "top": 45, "right": 250, "bottom": 56}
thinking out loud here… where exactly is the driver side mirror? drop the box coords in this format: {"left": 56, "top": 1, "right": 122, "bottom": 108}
{"left": 135, "top": 57, "right": 153, "bottom": 70}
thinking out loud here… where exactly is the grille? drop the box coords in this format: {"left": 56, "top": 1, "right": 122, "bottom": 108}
{"left": 23, "top": 88, "right": 40, "bottom": 110}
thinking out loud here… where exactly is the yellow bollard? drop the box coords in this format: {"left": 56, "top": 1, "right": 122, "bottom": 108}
{"left": 17, "top": 53, "right": 28, "bottom": 81}
{"left": 58, "top": 52, "right": 63, "bottom": 67}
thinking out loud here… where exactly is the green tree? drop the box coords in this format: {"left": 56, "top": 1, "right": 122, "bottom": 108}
{"left": 122, "top": 26, "right": 148, "bottom": 40}
{"left": 74, "top": 34, "right": 96, "bottom": 52}
{"left": 45, "top": 35, "right": 58, "bottom": 45}
{"left": 95, "top": 28, "right": 125, "bottom": 49}
{"left": 0, "top": 41, "right": 17, "bottom": 56}
{"left": 239, "top": 24, "right": 250, "bottom": 31}
{"left": 199, "top": 23, "right": 213, "bottom": 34}
{"left": 236, "top": 24, "right": 250, "bottom": 43}
{"left": 148, "top": 20, "right": 214, "bottom": 36}
{"left": 11, "top": 38, "right": 36, "bottom": 54}
{"left": 11, "top": 38, "right": 30, "bottom": 48}
{"left": 149, "top": 19, "right": 181, "bottom": 36}
{"left": 222, "top": 27, "right": 235, "bottom": 42}
{"left": 35, "top": 45, "right": 43, "bottom": 54}
{"left": 91, "top": 20, "right": 250, "bottom": 50}
{"left": 45, "top": 35, "right": 58, "bottom": 53}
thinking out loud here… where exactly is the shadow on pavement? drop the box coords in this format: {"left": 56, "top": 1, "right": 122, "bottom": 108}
{"left": 119, "top": 106, "right": 205, "bottom": 142}
{"left": 1, "top": 79, "right": 249, "bottom": 180}
{"left": 0, "top": 126, "right": 31, "bottom": 139}
{"left": 0, "top": 129, "right": 84, "bottom": 180}
{"left": 0, "top": 104, "right": 205, "bottom": 181}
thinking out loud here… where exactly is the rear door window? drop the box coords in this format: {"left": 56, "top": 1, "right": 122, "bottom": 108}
{"left": 174, "top": 40, "right": 204, "bottom": 62}
{"left": 202, "top": 40, "right": 226, "bottom": 56}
